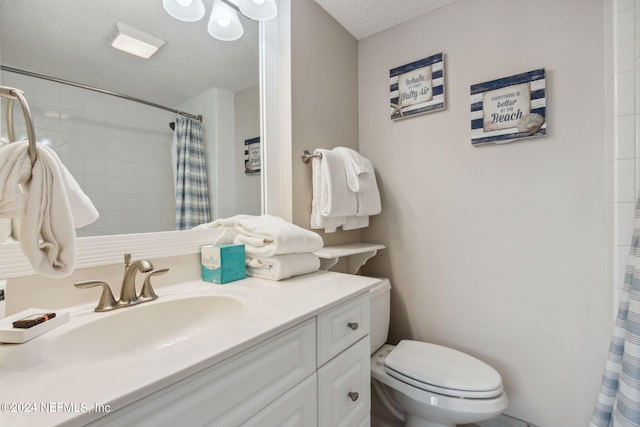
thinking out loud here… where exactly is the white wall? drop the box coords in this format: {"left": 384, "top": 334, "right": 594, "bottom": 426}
{"left": 358, "top": 0, "right": 610, "bottom": 425}
{"left": 1, "top": 71, "right": 176, "bottom": 236}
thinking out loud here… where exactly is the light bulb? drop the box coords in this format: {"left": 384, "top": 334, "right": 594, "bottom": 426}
{"left": 177, "top": 0, "right": 192, "bottom": 6}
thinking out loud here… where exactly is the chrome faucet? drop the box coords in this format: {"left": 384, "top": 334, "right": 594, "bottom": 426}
{"left": 74, "top": 253, "right": 169, "bottom": 312}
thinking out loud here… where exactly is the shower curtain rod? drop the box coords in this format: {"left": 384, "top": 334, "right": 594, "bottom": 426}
{"left": 0, "top": 65, "right": 202, "bottom": 122}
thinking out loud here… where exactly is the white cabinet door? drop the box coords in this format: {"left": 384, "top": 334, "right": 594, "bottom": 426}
{"left": 318, "top": 337, "right": 371, "bottom": 427}
{"left": 242, "top": 374, "right": 317, "bottom": 427}
{"left": 89, "top": 319, "right": 316, "bottom": 427}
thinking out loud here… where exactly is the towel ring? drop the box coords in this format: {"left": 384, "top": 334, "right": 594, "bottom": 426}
{"left": 0, "top": 86, "right": 37, "bottom": 165}
{"left": 301, "top": 150, "right": 323, "bottom": 164}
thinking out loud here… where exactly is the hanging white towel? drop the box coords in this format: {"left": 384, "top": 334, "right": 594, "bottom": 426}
{"left": 332, "top": 147, "right": 381, "bottom": 217}
{"left": 317, "top": 149, "right": 357, "bottom": 218}
{"left": 245, "top": 253, "right": 320, "bottom": 281}
{"left": 0, "top": 141, "right": 99, "bottom": 277}
{"left": 310, "top": 150, "right": 345, "bottom": 233}
{"left": 234, "top": 214, "right": 324, "bottom": 257}
{"left": 332, "top": 147, "right": 373, "bottom": 192}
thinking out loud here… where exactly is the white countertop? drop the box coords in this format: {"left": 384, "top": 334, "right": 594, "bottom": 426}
{"left": 0, "top": 271, "right": 381, "bottom": 427}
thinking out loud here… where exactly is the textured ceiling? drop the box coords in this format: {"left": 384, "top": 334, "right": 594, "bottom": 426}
{"left": 0, "top": 0, "right": 259, "bottom": 108}
{"left": 313, "top": 0, "right": 462, "bottom": 40}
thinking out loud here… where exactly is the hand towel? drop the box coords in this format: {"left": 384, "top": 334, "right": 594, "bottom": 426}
{"left": 0, "top": 141, "right": 99, "bottom": 277}
{"left": 317, "top": 149, "right": 357, "bottom": 218}
{"left": 354, "top": 156, "right": 381, "bottom": 216}
{"left": 234, "top": 215, "right": 324, "bottom": 256}
{"left": 332, "top": 147, "right": 381, "bottom": 217}
{"left": 332, "top": 147, "right": 373, "bottom": 192}
{"left": 310, "top": 150, "right": 345, "bottom": 233}
{"left": 245, "top": 253, "right": 320, "bottom": 281}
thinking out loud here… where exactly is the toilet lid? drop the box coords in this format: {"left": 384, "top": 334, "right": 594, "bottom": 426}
{"left": 384, "top": 340, "right": 503, "bottom": 399}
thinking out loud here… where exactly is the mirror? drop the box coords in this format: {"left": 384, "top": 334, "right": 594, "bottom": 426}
{"left": 0, "top": 0, "right": 263, "bottom": 239}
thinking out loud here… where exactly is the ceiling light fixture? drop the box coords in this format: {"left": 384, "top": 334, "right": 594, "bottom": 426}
{"left": 162, "top": 0, "right": 278, "bottom": 42}
{"left": 106, "top": 22, "right": 167, "bottom": 59}
{"left": 162, "top": 0, "right": 206, "bottom": 22}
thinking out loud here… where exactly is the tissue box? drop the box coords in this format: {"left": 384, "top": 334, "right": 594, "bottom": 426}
{"left": 201, "top": 244, "right": 246, "bottom": 284}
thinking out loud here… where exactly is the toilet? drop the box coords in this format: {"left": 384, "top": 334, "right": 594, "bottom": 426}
{"left": 369, "top": 278, "right": 508, "bottom": 427}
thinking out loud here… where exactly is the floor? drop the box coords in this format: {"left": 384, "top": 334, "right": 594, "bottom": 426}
{"left": 460, "top": 414, "right": 538, "bottom": 427}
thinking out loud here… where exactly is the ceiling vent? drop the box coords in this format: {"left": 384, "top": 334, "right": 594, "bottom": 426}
{"left": 106, "top": 22, "right": 166, "bottom": 59}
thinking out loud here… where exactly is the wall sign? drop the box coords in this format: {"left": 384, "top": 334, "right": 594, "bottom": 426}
{"left": 244, "top": 137, "right": 260, "bottom": 175}
{"left": 470, "top": 68, "right": 546, "bottom": 145}
{"left": 390, "top": 52, "right": 445, "bottom": 120}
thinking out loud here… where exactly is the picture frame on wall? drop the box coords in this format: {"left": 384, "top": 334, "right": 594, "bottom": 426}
{"left": 470, "top": 68, "right": 547, "bottom": 146}
{"left": 389, "top": 52, "right": 445, "bottom": 120}
{"left": 244, "top": 137, "right": 260, "bottom": 175}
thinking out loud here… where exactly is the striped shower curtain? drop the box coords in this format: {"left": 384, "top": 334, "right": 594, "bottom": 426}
{"left": 591, "top": 196, "right": 640, "bottom": 426}
{"left": 173, "top": 116, "right": 211, "bottom": 230}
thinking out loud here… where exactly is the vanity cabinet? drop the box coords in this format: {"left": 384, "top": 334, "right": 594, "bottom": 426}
{"left": 87, "top": 293, "right": 370, "bottom": 427}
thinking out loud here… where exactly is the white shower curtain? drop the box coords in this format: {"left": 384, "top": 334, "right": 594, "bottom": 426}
{"left": 172, "top": 116, "right": 211, "bottom": 230}
{"left": 592, "top": 196, "right": 640, "bottom": 426}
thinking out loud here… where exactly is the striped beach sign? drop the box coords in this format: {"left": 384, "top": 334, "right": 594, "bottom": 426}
{"left": 390, "top": 53, "right": 445, "bottom": 120}
{"left": 470, "top": 68, "right": 546, "bottom": 145}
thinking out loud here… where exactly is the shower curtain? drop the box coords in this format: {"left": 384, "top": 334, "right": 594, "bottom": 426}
{"left": 172, "top": 116, "right": 211, "bottom": 230}
{"left": 592, "top": 196, "right": 640, "bottom": 426}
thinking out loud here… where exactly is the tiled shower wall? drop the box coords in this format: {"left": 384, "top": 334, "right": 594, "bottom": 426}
{"left": 613, "top": 0, "right": 640, "bottom": 306}
{"left": 0, "top": 71, "right": 176, "bottom": 236}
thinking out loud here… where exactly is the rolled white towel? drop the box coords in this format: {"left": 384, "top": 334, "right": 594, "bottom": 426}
{"left": 246, "top": 253, "right": 320, "bottom": 281}
{"left": 234, "top": 215, "right": 324, "bottom": 256}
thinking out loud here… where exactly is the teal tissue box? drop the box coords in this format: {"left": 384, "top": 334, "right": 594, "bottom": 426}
{"left": 201, "top": 244, "right": 246, "bottom": 284}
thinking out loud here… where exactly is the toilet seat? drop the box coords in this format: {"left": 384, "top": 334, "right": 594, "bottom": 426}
{"left": 384, "top": 340, "right": 504, "bottom": 399}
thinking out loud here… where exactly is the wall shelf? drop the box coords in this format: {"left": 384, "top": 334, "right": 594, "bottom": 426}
{"left": 314, "top": 243, "right": 385, "bottom": 274}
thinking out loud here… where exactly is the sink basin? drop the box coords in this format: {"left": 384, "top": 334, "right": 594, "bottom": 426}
{"left": 45, "top": 294, "right": 246, "bottom": 363}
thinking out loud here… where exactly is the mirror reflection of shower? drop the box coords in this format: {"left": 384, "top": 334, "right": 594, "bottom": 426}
{"left": 0, "top": 0, "right": 262, "bottom": 238}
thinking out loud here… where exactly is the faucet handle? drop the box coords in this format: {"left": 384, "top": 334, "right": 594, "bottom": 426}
{"left": 124, "top": 253, "right": 132, "bottom": 267}
{"left": 74, "top": 280, "right": 117, "bottom": 312}
{"left": 139, "top": 268, "right": 169, "bottom": 302}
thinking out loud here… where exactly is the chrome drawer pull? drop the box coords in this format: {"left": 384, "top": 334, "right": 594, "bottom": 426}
{"left": 348, "top": 391, "right": 359, "bottom": 402}
{"left": 347, "top": 322, "right": 359, "bottom": 330}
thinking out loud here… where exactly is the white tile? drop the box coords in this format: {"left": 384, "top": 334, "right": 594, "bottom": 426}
{"left": 617, "top": 39, "right": 635, "bottom": 73}
{"left": 618, "top": 0, "right": 634, "bottom": 13}
{"left": 614, "top": 245, "right": 631, "bottom": 288}
{"left": 615, "top": 202, "right": 637, "bottom": 245}
{"left": 615, "top": 159, "right": 636, "bottom": 202}
{"left": 616, "top": 9, "right": 635, "bottom": 44}
{"left": 32, "top": 80, "right": 59, "bottom": 108}
{"left": 616, "top": 71, "right": 635, "bottom": 115}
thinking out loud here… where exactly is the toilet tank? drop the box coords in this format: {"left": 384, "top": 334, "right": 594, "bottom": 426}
{"left": 369, "top": 278, "right": 391, "bottom": 354}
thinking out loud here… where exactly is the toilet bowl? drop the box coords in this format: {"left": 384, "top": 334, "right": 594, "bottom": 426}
{"left": 369, "top": 278, "right": 508, "bottom": 427}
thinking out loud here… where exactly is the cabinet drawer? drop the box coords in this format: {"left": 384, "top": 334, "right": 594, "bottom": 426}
{"left": 318, "top": 336, "right": 370, "bottom": 427}
{"left": 90, "top": 319, "right": 316, "bottom": 427}
{"left": 242, "top": 374, "right": 317, "bottom": 427}
{"left": 317, "top": 293, "right": 370, "bottom": 367}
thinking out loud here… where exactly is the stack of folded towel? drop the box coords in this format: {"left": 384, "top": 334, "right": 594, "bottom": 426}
{"left": 192, "top": 214, "right": 255, "bottom": 246}
{"left": 0, "top": 141, "right": 99, "bottom": 277}
{"left": 233, "top": 215, "right": 324, "bottom": 281}
{"left": 311, "top": 147, "right": 381, "bottom": 233}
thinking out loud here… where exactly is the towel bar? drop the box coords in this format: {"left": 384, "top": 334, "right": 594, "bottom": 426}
{"left": 301, "top": 150, "right": 322, "bottom": 163}
{"left": 0, "top": 86, "right": 37, "bottom": 165}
